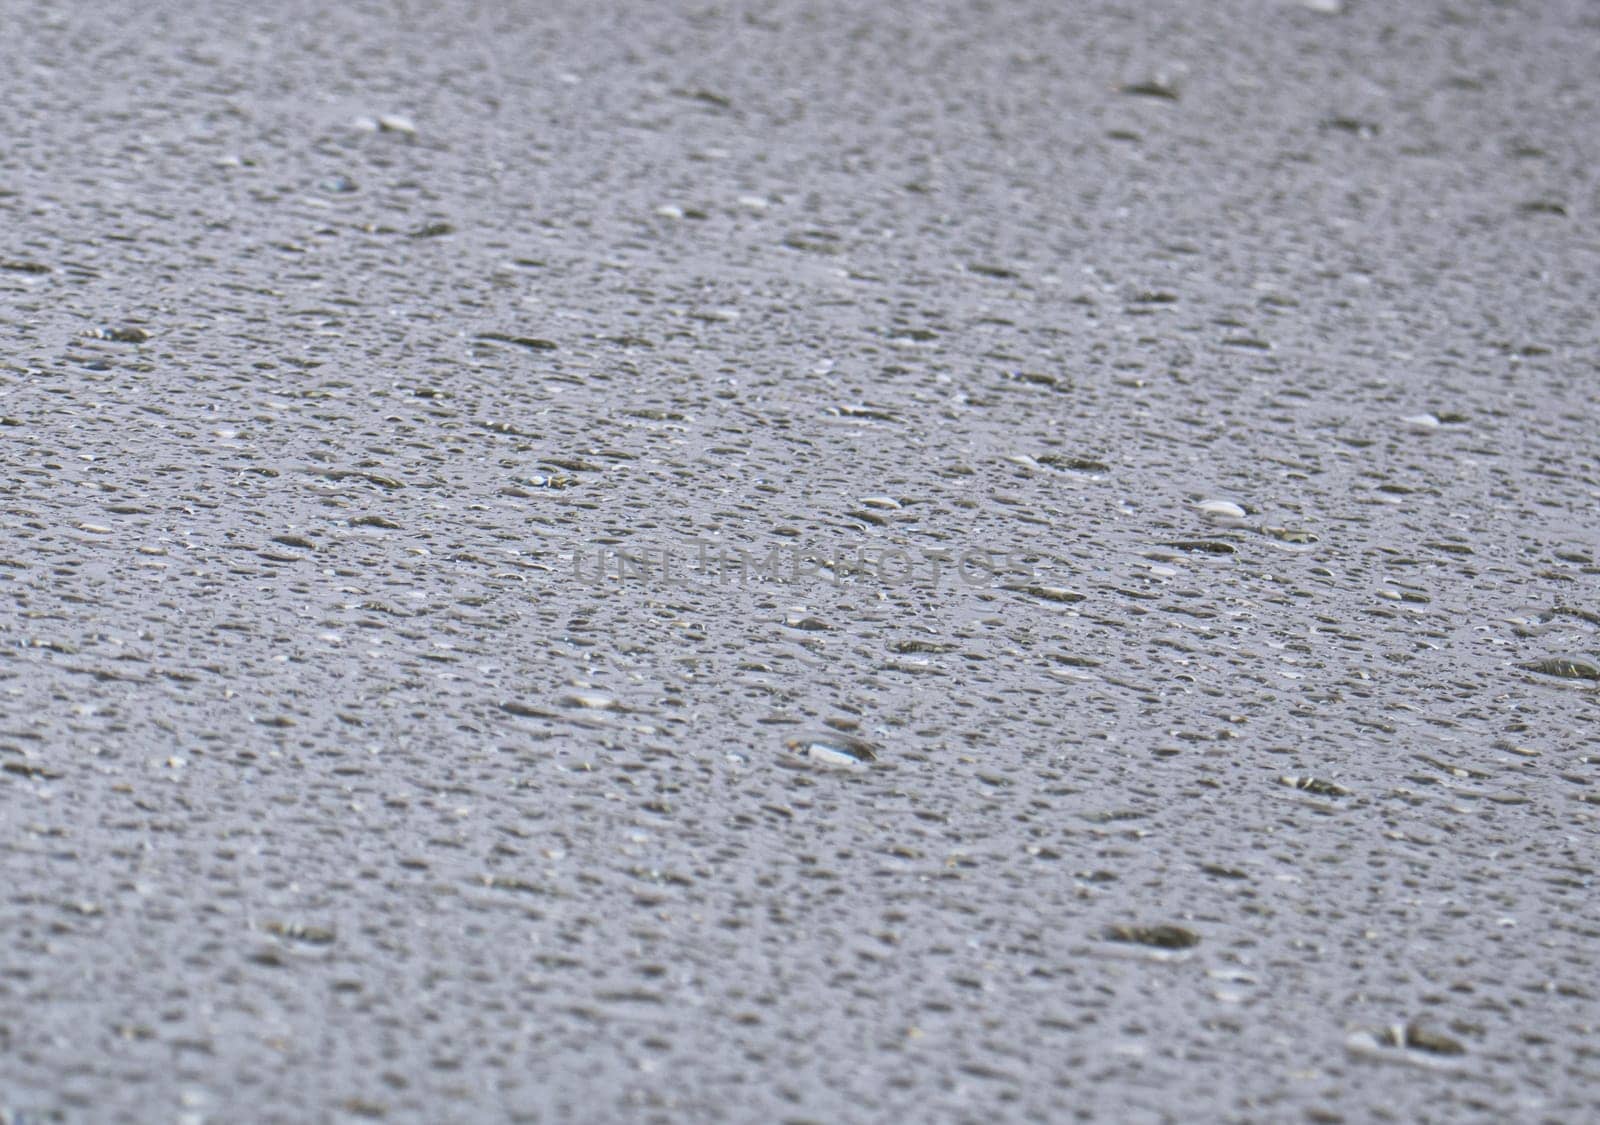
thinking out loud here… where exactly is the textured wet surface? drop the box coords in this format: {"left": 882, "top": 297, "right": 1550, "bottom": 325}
{"left": 3, "top": 0, "right": 1599, "bottom": 1121}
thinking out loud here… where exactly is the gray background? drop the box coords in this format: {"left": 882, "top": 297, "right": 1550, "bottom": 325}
{"left": 2, "top": 0, "right": 1598, "bottom": 1121}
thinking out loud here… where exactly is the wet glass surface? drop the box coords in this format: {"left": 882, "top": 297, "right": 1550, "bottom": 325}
{"left": 2, "top": 0, "right": 1598, "bottom": 1120}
